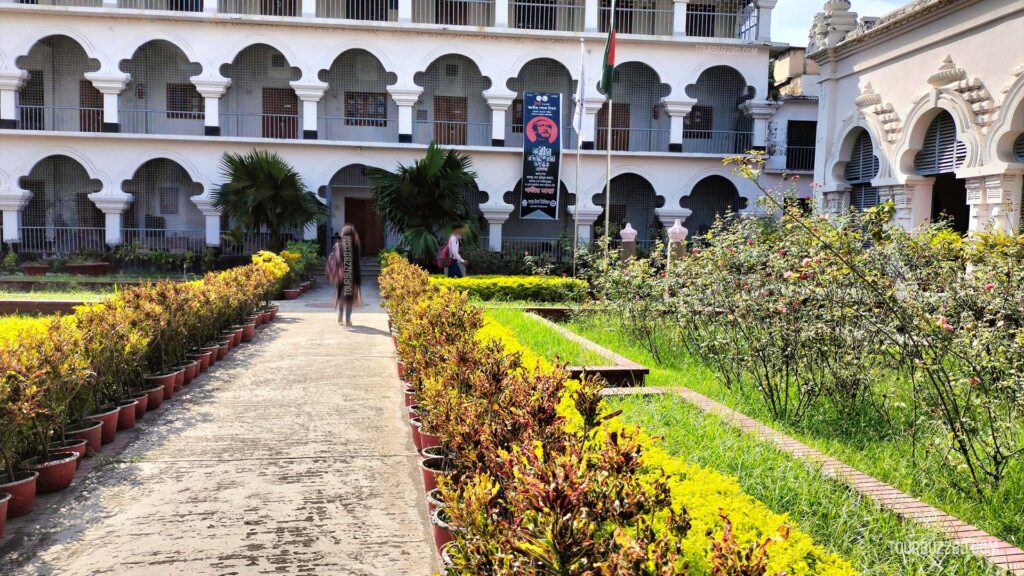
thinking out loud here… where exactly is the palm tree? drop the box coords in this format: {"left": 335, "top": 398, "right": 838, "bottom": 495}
{"left": 367, "top": 143, "right": 478, "bottom": 265}
{"left": 215, "top": 149, "right": 327, "bottom": 252}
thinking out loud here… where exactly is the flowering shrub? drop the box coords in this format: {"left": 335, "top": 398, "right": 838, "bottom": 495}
{"left": 381, "top": 255, "right": 855, "bottom": 575}
{"left": 0, "top": 258, "right": 288, "bottom": 483}
{"left": 429, "top": 274, "right": 588, "bottom": 302}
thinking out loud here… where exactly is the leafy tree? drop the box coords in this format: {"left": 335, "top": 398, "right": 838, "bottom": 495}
{"left": 367, "top": 143, "right": 478, "bottom": 264}
{"left": 215, "top": 149, "right": 326, "bottom": 252}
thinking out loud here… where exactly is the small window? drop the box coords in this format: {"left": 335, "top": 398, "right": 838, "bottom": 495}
{"left": 159, "top": 187, "right": 180, "bottom": 215}
{"left": 511, "top": 99, "right": 524, "bottom": 133}
{"left": 344, "top": 92, "right": 388, "bottom": 127}
{"left": 416, "top": 109, "right": 429, "bottom": 121}
{"left": 683, "top": 105, "right": 712, "bottom": 139}
{"left": 166, "top": 84, "right": 204, "bottom": 120}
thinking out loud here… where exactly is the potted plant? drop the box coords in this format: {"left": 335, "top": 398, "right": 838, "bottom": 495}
{"left": 19, "top": 257, "right": 50, "bottom": 276}
{"left": 0, "top": 369, "right": 44, "bottom": 517}
{"left": 65, "top": 252, "right": 111, "bottom": 277}
{"left": 0, "top": 492, "right": 11, "bottom": 538}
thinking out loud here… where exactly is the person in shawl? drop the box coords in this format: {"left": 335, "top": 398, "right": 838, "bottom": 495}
{"left": 325, "top": 225, "right": 362, "bottom": 326}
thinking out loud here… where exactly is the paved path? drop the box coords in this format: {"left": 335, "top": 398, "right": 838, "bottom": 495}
{"left": 1, "top": 283, "right": 436, "bottom": 576}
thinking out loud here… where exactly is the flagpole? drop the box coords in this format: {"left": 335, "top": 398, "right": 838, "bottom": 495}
{"left": 602, "top": 0, "right": 616, "bottom": 261}
{"left": 572, "top": 38, "right": 585, "bottom": 279}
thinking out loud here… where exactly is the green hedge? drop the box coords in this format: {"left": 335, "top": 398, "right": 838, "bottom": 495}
{"left": 429, "top": 275, "right": 587, "bottom": 302}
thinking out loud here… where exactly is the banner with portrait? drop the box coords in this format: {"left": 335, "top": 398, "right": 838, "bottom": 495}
{"left": 520, "top": 92, "right": 562, "bottom": 220}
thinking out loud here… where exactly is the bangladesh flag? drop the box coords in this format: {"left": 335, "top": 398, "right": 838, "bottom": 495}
{"left": 600, "top": 1, "right": 616, "bottom": 100}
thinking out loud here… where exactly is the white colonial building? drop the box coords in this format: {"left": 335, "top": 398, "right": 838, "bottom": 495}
{"left": 809, "top": 0, "right": 1024, "bottom": 235}
{"left": 0, "top": 0, "right": 808, "bottom": 257}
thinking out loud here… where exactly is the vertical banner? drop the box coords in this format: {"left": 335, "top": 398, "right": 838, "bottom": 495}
{"left": 520, "top": 92, "right": 562, "bottom": 220}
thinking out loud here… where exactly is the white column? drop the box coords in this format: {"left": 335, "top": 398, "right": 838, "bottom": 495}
{"left": 481, "top": 206, "right": 512, "bottom": 251}
{"left": 582, "top": 96, "right": 604, "bottom": 150}
{"left": 756, "top": 0, "right": 777, "bottom": 41}
{"left": 569, "top": 205, "right": 602, "bottom": 243}
{"left": 0, "top": 70, "right": 28, "bottom": 129}
{"left": 398, "top": 0, "right": 411, "bottom": 22}
{"left": 969, "top": 172, "right": 1024, "bottom": 234}
{"left": 291, "top": 81, "right": 328, "bottom": 140}
{"left": 740, "top": 100, "right": 779, "bottom": 151}
{"left": 483, "top": 89, "right": 516, "bottom": 147}
{"left": 84, "top": 72, "right": 130, "bottom": 132}
{"left": 965, "top": 177, "right": 990, "bottom": 235}
{"left": 494, "top": 0, "right": 508, "bottom": 27}
{"left": 663, "top": 99, "right": 695, "bottom": 153}
{"left": 672, "top": 0, "right": 688, "bottom": 36}
{"left": 584, "top": 0, "right": 598, "bottom": 31}
{"left": 191, "top": 195, "right": 222, "bottom": 246}
{"left": 191, "top": 76, "right": 231, "bottom": 136}
{"left": 388, "top": 86, "right": 423, "bottom": 144}
{"left": 301, "top": 0, "right": 316, "bottom": 17}
{"left": 0, "top": 180, "right": 32, "bottom": 244}
{"left": 88, "top": 193, "right": 134, "bottom": 247}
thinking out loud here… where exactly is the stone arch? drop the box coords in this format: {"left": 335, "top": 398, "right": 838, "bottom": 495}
{"left": 988, "top": 71, "right": 1024, "bottom": 165}
{"left": 15, "top": 36, "right": 103, "bottom": 132}
{"left": 828, "top": 119, "right": 887, "bottom": 186}
{"left": 18, "top": 155, "right": 107, "bottom": 252}
{"left": 119, "top": 34, "right": 203, "bottom": 70}
{"left": 120, "top": 158, "right": 206, "bottom": 249}
{"left": 318, "top": 49, "right": 399, "bottom": 142}
{"left": 688, "top": 60, "right": 757, "bottom": 100}
{"left": 119, "top": 40, "right": 205, "bottom": 136}
{"left": 220, "top": 44, "right": 303, "bottom": 139}
{"left": 589, "top": 173, "right": 664, "bottom": 242}
{"left": 895, "top": 91, "right": 982, "bottom": 176}
{"left": 680, "top": 175, "right": 746, "bottom": 238}
{"left": 683, "top": 65, "right": 755, "bottom": 154}
{"left": 413, "top": 54, "right": 492, "bottom": 146}
{"left": 596, "top": 61, "right": 671, "bottom": 152}
{"left": 15, "top": 30, "right": 106, "bottom": 71}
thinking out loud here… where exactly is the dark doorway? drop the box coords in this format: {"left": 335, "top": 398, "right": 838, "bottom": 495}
{"left": 929, "top": 172, "right": 968, "bottom": 234}
{"left": 434, "top": 95, "right": 467, "bottom": 145}
{"left": 344, "top": 197, "right": 385, "bottom": 255}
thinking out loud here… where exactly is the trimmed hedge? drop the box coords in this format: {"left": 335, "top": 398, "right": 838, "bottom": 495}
{"left": 429, "top": 274, "right": 587, "bottom": 302}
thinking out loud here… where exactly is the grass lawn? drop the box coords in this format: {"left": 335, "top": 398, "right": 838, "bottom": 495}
{"left": 0, "top": 315, "right": 52, "bottom": 343}
{"left": 482, "top": 308, "right": 610, "bottom": 366}
{"left": 0, "top": 289, "right": 111, "bottom": 301}
{"left": 611, "top": 393, "right": 1001, "bottom": 576}
{"left": 566, "top": 313, "right": 1024, "bottom": 549}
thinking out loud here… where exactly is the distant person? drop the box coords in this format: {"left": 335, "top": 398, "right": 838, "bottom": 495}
{"left": 445, "top": 223, "right": 468, "bottom": 278}
{"left": 326, "top": 225, "right": 362, "bottom": 326}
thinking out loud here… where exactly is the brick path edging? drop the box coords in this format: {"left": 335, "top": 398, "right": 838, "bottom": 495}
{"left": 601, "top": 386, "right": 1024, "bottom": 575}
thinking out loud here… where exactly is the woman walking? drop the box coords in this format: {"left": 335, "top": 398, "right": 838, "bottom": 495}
{"left": 326, "top": 225, "right": 362, "bottom": 326}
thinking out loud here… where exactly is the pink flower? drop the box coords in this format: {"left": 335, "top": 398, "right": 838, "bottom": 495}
{"left": 779, "top": 305, "right": 788, "bottom": 314}
{"left": 777, "top": 250, "right": 787, "bottom": 256}
{"left": 524, "top": 251, "right": 529, "bottom": 256}
{"left": 801, "top": 257, "right": 812, "bottom": 267}
{"left": 969, "top": 376, "right": 980, "bottom": 387}
{"left": 799, "top": 272, "right": 809, "bottom": 280}
{"left": 747, "top": 239, "right": 755, "bottom": 246}
{"left": 984, "top": 283, "right": 995, "bottom": 291}
{"left": 938, "top": 316, "right": 954, "bottom": 332}
{"left": 783, "top": 271, "right": 796, "bottom": 279}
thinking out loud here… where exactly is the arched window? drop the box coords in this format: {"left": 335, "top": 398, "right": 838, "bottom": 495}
{"left": 122, "top": 159, "right": 206, "bottom": 252}
{"left": 1013, "top": 133, "right": 1024, "bottom": 163}
{"left": 680, "top": 175, "right": 746, "bottom": 238}
{"left": 319, "top": 49, "right": 397, "bottom": 142}
{"left": 220, "top": 45, "right": 301, "bottom": 139}
{"left": 591, "top": 173, "right": 662, "bottom": 244}
{"left": 914, "top": 111, "right": 966, "bottom": 176}
{"left": 844, "top": 130, "right": 879, "bottom": 211}
{"left": 19, "top": 155, "right": 105, "bottom": 254}
{"left": 413, "top": 55, "right": 490, "bottom": 146}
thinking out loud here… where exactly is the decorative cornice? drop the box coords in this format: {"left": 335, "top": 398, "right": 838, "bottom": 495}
{"left": 740, "top": 100, "right": 780, "bottom": 119}
{"left": 927, "top": 55, "right": 966, "bottom": 87}
{"left": 87, "top": 191, "right": 134, "bottom": 213}
{"left": 0, "top": 188, "right": 33, "bottom": 211}
{"left": 0, "top": 69, "right": 29, "bottom": 91}
{"left": 482, "top": 90, "right": 517, "bottom": 111}
{"left": 386, "top": 86, "right": 423, "bottom": 107}
{"left": 191, "top": 77, "right": 232, "bottom": 98}
{"left": 290, "top": 81, "right": 329, "bottom": 102}
{"left": 662, "top": 99, "right": 698, "bottom": 117}
{"left": 83, "top": 72, "right": 130, "bottom": 95}
{"left": 190, "top": 194, "right": 220, "bottom": 216}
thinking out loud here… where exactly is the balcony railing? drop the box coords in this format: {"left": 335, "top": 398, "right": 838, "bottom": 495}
{"left": 219, "top": 0, "right": 298, "bottom": 15}
{"left": 502, "top": 237, "right": 569, "bottom": 261}
{"left": 19, "top": 226, "right": 107, "bottom": 254}
{"left": 682, "top": 130, "right": 753, "bottom": 154}
{"left": 15, "top": 105, "right": 104, "bottom": 133}
{"left": 414, "top": 120, "right": 491, "bottom": 146}
{"left": 118, "top": 0, "right": 203, "bottom": 9}
{"left": 123, "top": 228, "right": 207, "bottom": 253}
{"left": 413, "top": 0, "right": 494, "bottom": 26}
{"left": 120, "top": 109, "right": 206, "bottom": 136}
{"left": 684, "top": 0, "right": 758, "bottom": 39}
{"left": 16, "top": 0, "right": 102, "bottom": 6}
{"left": 509, "top": 0, "right": 583, "bottom": 31}
{"left": 599, "top": 0, "right": 672, "bottom": 36}
{"left": 596, "top": 127, "right": 670, "bottom": 152}
{"left": 221, "top": 113, "right": 300, "bottom": 139}
{"left": 319, "top": 116, "right": 398, "bottom": 142}
{"left": 317, "top": 0, "right": 397, "bottom": 20}
{"left": 221, "top": 231, "right": 300, "bottom": 255}
{"left": 785, "top": 145, "right": 815, "bottom": 172}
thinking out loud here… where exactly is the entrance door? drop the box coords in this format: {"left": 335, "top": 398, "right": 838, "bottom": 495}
{"left": 344, "top": 197, "right": 385, "bottom": 255}
{"left": 930, "top": 172, "right": 969, "bottom": 234}
{"left": 434, "top": 96, "right": 467, "bottom": 145}
{"left": 596, "top": 102, "right": 630, "bottom": 151}
{"left": 79, "top": 80, "right": 103, "bottom": 132}
{"left": 262, "top": 87, "right": 298, "bottom": 139}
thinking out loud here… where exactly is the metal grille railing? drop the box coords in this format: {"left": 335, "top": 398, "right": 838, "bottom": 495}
{"left": 683, "top": 130, "right": 753, "bottom": 154}
{"left": 123, "top": 159, "right": 207, "bottom": 247}
{"left": 119, "top": 40, "right": 204, "bottom": 136}
{"left": 20, "top": 156, "right": 106, "bottom": 243}
{"left": 414, "top": 120, "right": 491, "bottom": 146}
{"left": 785, "top": 145, "right": 815, "bottom": 171}
{"left": 596, "top": 127, "right": 670, "bottom": 152}
{"left": 16, "top": 0, "right": 102, "bottom": 6}
{"left": 123, "top": 229, "right": 207, "bottom": 252}
{"left": 599, "top": 0, "right": 673, "bottom": 36}
{"left": 684, "top": 64, "right": 753, "bottom": 153}
{"left": 320, "top": 117, "right": 398, "bottom": 142}
{"left": 221, "top": 232, "right": 299, "bottom": 255}
{"left": 501, "top": 237, "right": 569, "bottom": 260}
{"left": 412, "top": 0, "right": 494, "bottom": 26}
{"left": 506, "top": 58, "right": 578, "bottom": 149}
{"left": 414, "top": 55, "right": 491, "bottom": 146}
{"left": 17, "top": 36, "right": 103, "bottom": 132}
{"left": 222, "top": 45, "right": 301, "bottom": 138}
{"left": 120, "top": 109, "right": 206, "bottom": 136}
{"left": 218, "top": 0, "right": 298, "bottom": 14}
{"left": 317, "top": 0, "right": 397, "bottom": 19}
{"left": 509, "top": 0, "right": 584, "bottom": 31}
{"left": 16, "top": 105, "right": 103, "bottom": 132}
{"left": 319, "top": 49, "right": 397, "bottom": 143}
{"left": 594, "top": 63, "right": 670, "bottom": 152}
{"left": 680, "top": 175, "right": 745, "bottom": 237}
{"left": 685, "top": 0, "right": 758, "bottom": 39}
{"left": 19, "top": 227, "right": 107, "bottom": 254}
{"left": 118, "top": 0, "right": 203, "bottom": 9}
{"left": 221, "top": 112, "right": 300, "bottom": 138}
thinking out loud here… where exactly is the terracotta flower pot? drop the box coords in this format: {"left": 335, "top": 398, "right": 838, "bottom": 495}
{"left": 188, "top": 350, "right": 212, "bottom": 372}
{"left": 116, "top": 399, "right": 139, "bottom": 430}
{"left": 172, "top": 366, "right": 187, "bottom": 389}
{"left": 396, "top": 362, "right": 406, "bottom": 381}
{"left": 231, "top": 328, "right": 243, "bottom": 346}
{"left": 65, "top": 262, "right": 110, "bottom": 276}
{"left": 0, "top": 492, "right": 10, "bottom": 538}
{"left": 19, "top": 263, "right": 50, "bottom": 276}
{"left": 145, "top": 371, "right": 178, "bottom": 401}
{"left": 420, "top": 446, "right": 450, "bottom": 460}
{"left": 241, "top": 322, "right": 256, "bottom": 342}
{"left": 184, "top": 360, "right": 199, "bottom": 384}
{"left": 131, "top": 392, "right": 149, "bottom": 419}
{"left": 404, "top": 387, "right": 416, "bottom": 408}
{"left": 22, "top": 452, "right": 78, "bottom": 494}
{"left": 48, "top": 439, "right": 87, "bottom": 469}
{"left": 87, "top": 404, "right": 120, "bottom": 444}
{"left": 216, "top": 341, "right": 230, "bottom": 360}
{"left": 440, "top": 542, "right": 454, "bottom": 571}
{"left": 425, "top": 487, "right": 445, "bottom": 516}
{"left": 283, "top": 288, "right": 301, "bottom": 300}
{"left": 201, "top": 345, "right": 220, "bottom": 367}
{"left": 67, "top": 419, "right": 103, "bottom": 455}
{"left": 430, "top": 507, "right": 456, "bottom": 553}
{"left": 220, "top": 332, "right": 236, "bottom": 350}
{"left": 269, "top": 306, "right": 279, "bottom": 320}
{"left": 419, "top": 456, "right": 449, "bottom": 494}
{"left": 0, "top": 471, "right": 38, "bottom": 518}
{"left": 419, "top": 428, "right": 441, "bottom": 451}
{"left": 409, "top": 416, "right": 424, "bottom": 451}
{"left": 143, "top": 384, "right": 165, "bottom": 411}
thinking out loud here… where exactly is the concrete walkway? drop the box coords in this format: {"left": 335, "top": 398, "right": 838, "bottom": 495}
{"left": 1, "top": 283, "right": 436, "bottom": 575}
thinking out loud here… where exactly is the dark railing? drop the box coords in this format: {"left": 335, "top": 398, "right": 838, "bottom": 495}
{"left": 123, "top": 228, "right": 207, "bottom": 253}
{"left": 16, "top": 105, "right": 103, "bottom": 133}
{"left": 785, "top": 145, "right": 815, "bottom": 172}
{"left": 317, "top": 0, "right": 397, "bottom": 19}
{"left": 413, "top": 120, "right": 491, "bottom": 146}
{"left": 682, "top": 130, "right": 753, "bottom": 154}
{"left": 221, "top": 112, "right": 300, "bottom": 139}
{"left": 319, "top": 116, "right": 398, "bottom": 142}
{"left": 509, "top": 0, "right": 584, "bottom": 31}
{"left": 596, "top": 126, "right": 670, "bottom": 152}
{"left": 18, "top": 226, "right": 106, "bottom": 254}
{"left": 120, "top": 109, "right": 206, "bottom": 136}
{"left": 412, "top": 0, "right": 494, "bottom": 26}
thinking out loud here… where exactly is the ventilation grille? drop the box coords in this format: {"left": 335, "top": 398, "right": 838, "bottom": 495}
{"left": 914, "top": 111, "right": 966, "bottom": 176}
{"left": 843, "top": 130, "right": 878, "bottom": 184}
{"left": 849, "top": 183, "right": 879, "bottom": 211}
{"left": 1013, "top": 133, "right": 1024, "bottom": 163}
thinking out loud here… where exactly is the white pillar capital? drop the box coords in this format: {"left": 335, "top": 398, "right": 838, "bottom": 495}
{"left": 0, "top": 69, "right": 29, "bottom": 91}
{"left": 191, "top": 76, "right": 232, "bottom": 98}
{"left": 84, "top": 72, "right": 130, "bottom": 95}
{"left": 483, "top": 90, "right": 517, "bottom": 111}
{"left": 387, "top": 86, "right": 424, "bottom": 107}
{"left": 290, "top": 81, "right": 329, "bottom": 102}
{"left": 481, "top": 205, "right": 513, "bottom": 251}
{"left": 740, "top": 100, "right": 780, "bottom": 120}
{"left": 663, "top": 99, "right": 697, "bottom": 117}
{"left": 191, "top": 194, "right": 222, "bottom": 246}
{"left": 89, "top": 191, "right": 133, "bottom": 247}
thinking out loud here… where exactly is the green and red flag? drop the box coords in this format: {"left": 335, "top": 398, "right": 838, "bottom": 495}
{"left": 600, "top": 0, "right": 617, "bottom": 99}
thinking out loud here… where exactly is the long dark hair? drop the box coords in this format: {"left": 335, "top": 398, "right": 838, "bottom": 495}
{"left": 341, "top": 224, "right": 361, "bottom": 252}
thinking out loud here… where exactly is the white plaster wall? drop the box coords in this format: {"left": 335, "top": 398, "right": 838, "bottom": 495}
{"left": 765, "top": 97, "right": 818, "bottom": 173}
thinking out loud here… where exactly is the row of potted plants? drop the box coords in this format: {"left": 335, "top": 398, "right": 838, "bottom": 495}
{"left": 379, "top": 253, "right": 855, "bottom": 576}
{"left": 0, "top": 251, "right": 291, "bottom": 539}
{"left": 279, "top": 241, "right": 322, "bottom": 300}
